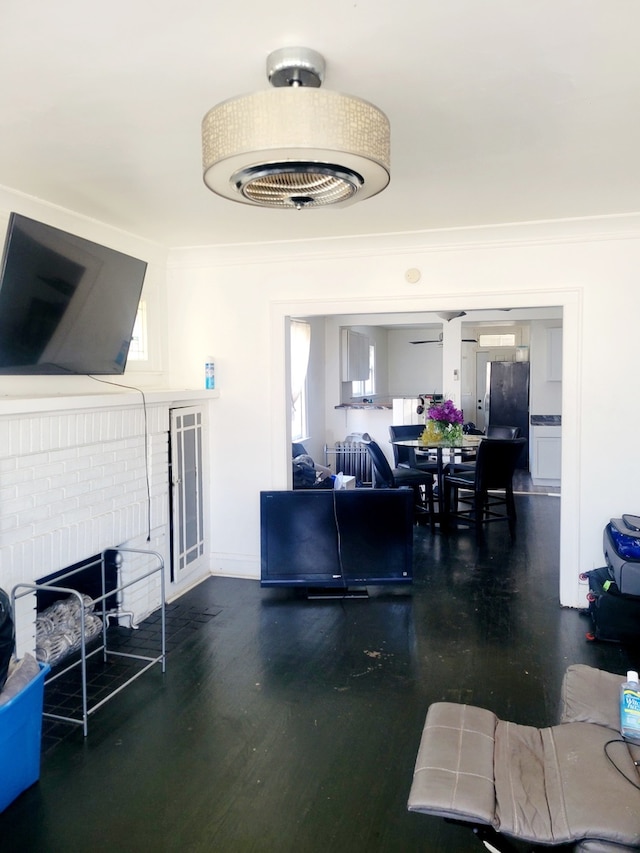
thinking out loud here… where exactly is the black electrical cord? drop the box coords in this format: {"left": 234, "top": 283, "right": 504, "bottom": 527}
{"left": 603, "top": 738, "right": 640, "bottom": 791}
{"left": 331, "top": 487, "right": 347, "bottom": 592}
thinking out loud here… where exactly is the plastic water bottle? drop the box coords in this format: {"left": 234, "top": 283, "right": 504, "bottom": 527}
{"left": 205, "top": 357, "right": 215, "bottom": 390}
{"left": 620, "top": 670, "right": 640, "bottom": 744}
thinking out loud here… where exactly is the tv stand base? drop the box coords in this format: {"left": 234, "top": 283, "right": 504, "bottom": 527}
{"left": 305, "top": 587, "right": 369, "bottom": 600}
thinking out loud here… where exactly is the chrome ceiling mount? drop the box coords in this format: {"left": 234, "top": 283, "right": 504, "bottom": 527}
{"left": 266, "top": 47, "right": 325, "bottom": 89}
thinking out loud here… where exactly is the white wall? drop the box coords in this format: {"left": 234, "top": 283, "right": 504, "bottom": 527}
{"left": 387, "top": 327, "right": 443, "bottom": 396}
{"left": 167, "top": 216, "right": 640, "bottom": 607}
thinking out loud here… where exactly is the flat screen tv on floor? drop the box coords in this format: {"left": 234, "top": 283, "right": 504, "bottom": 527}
{"left": 260, "top": 488, "right": 414, "bottom": 591}
{"left": 0, "top": 212, "right": 147, "bottom": 374}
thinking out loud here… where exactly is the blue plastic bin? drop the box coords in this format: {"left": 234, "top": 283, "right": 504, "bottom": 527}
{"left": 0, "top": 662, "right": 49, "bottom": 812}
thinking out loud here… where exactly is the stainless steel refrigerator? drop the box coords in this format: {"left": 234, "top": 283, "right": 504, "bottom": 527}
{"left": 485, "top": 361, "right": 530, "bottom": 468}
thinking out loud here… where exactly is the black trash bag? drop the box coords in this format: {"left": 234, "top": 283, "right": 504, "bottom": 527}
{"left": 293, "top": 457, "right": 318, "bottom": 489}
{"left": 293, "top": 454, "right": 335, "bottom": 490}
{"left": 0, "top": 588, "right": 15, "bottom": 691}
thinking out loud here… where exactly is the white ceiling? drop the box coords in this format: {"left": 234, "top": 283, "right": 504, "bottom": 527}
{"left": 1, "top": 0, "right": 638, "bottom": 248}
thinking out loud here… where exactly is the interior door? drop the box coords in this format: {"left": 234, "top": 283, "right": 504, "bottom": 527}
{"left": 170, "top": 406, "right": 205, "bottom": 580}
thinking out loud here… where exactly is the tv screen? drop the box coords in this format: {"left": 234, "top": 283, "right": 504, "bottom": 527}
{"left": 0, "top": 213, "right": 147, "bottom": 374}
{"left": 260, "top": 489, "right": 414, "bottom": 589}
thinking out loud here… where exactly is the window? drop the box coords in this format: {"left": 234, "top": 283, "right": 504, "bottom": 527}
{"left": 291, "top": 375, "right": 308, "bottom": 441}
{"left": 127, "top": 301, "right": 148, "bottom": 361}
{"left": 478, "top": 333, "right": 516, "bottom": 348}
{"left": 352, "top": 344, "right": 375, "bottom": 397}
{"left": 290, "top": 320, "right": 311, "bottom": 441}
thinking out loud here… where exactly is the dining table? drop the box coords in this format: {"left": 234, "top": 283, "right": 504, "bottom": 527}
{"left": 390, "top": 435, "right": 483, "bottom": 521}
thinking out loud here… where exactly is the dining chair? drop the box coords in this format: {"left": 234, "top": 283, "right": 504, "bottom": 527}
{"left": 388, "top": 424, "right": 438, "bottom": 473}
{"left": 365, "top": 439, "right": 436, "bottom": 528}
{"left": 446, "top": 425, "right": 521, "bottom": 476}
{"left": 442, "top": 437, "right": 526, "bottom": 540}
{"left": 486, "top": 424, "right": 521, "bottom": 439}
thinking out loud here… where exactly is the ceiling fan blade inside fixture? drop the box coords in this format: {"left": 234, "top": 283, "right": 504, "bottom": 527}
{"left": 410, "top": 338, "right": 478, "bottom": 345}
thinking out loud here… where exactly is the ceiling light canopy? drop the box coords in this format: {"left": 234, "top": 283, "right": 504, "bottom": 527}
{"left": 201, "top": 47, "right": 390, "bottom": 210}
{"left": 437, "top": 311, "right": 467, "bottom": 321}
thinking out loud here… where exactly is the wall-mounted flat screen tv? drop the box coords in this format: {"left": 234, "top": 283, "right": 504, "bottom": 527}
{"left": 0, "top": 213, "right": 147, "bottom": 374}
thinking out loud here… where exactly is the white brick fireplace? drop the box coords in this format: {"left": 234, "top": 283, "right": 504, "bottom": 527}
{"left": 0, "top": 389, "right": 212, "bottom": 654}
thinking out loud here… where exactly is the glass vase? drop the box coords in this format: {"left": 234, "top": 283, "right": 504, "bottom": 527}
{"left": 421, "top": 421, "right": 463, "bottom": 446}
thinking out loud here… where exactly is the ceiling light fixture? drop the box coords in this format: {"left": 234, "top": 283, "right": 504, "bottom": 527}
{"left": 201, "top": 47, "right": 390, "bottom": 209}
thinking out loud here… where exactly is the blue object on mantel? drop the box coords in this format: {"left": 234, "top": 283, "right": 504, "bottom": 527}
{"left": 530, "top": 415, "right": 561, "bottom": 425}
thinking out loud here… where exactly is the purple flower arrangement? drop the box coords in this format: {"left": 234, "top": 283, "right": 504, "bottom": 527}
{"left": 427, "top": 399, "right": 464, "bottom": 425}
{"left": 421, "top": 398, "right": 465, "bottom": 446}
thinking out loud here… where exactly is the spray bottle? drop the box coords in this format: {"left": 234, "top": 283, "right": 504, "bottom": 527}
{"left": 205, "top": 357, "right": 215, "bottom": 390}
{"left": 620, "top": 670, "right": 640, "bottom": 744}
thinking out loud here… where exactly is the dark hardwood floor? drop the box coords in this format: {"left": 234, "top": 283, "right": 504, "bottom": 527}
{"left": 1, "top": 493, "right": 638, "bottom": 852}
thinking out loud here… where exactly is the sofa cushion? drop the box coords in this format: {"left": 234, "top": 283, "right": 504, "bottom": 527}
{"left": 408, "top": 701, "right": 497, "bottom": 826}
{"left": 561, "top": 664, "right": 624, "bottom": 730}
{"left": 494, "top": 719, "right": 640, "bottom": 847}
{"left": 409, "top": 699, "right": 640, "bottom": 850}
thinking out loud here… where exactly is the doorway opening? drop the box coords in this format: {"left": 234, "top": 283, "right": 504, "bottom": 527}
{"left": 274, "top": 293, "right": 579, "bottom": 607}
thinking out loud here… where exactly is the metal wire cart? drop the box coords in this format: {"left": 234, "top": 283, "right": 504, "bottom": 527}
{"left": 12, "top": 547, "right": 166, "bottom": 737}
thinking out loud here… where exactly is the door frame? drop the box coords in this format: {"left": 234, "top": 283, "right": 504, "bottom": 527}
{"left": 270, "top": 288, "right": 581, "bottom": 607}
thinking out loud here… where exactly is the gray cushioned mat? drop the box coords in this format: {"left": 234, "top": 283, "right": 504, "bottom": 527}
{"left": 408, "top": 701, "right": 497, "bottom": 826}
{"left": 409, "top": 697, "right": 640, "bottom": 849}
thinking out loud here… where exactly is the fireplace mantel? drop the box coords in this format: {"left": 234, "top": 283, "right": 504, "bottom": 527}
{"left": 0, "top": 388, "right": 218, "bottom": 417}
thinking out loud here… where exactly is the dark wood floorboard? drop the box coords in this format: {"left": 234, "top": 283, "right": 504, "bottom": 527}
{"left": 1, "top": 494, "right": 638, "bottom": 852}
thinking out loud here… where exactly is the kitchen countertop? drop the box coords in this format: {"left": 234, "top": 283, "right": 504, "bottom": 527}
{"left": 530, "top": 415, "right": 561, "bottom": 426}
{"left": 335, "top": 403, "right": 392, "bottom": 410}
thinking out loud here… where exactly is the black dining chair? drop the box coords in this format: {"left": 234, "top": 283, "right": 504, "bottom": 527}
{"left": 442, "top": 437, "right": 526, "bottom": 541}
{"left": 388, "top": 424, "right": 438, "bottom": 473}
{"left": 486, "top": 424, "right": 520, "bottom": 439}
{"left": 446, "top": 425, "right": 522, "bottom": 476}
{"left": 365, "top": 439, "right": 436, "bottom": 528}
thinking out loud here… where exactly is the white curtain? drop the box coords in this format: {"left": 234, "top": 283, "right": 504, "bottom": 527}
{"left": 290, "top": 320, "right": 311, "bottom": 412}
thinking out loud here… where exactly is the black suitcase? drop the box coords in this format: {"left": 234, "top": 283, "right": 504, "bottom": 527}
{"left": 582, "top": 566, "right": 640, "bottom": 644}
{"left": 603, "top": 515, "right": 640, "bottom": 596}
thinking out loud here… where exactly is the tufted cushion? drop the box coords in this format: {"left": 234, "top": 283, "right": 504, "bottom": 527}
{"left": 409, "top": 697, "right": 640, "bottom": 849}
{"left": 560, "top": 664, "right": 624, "bottom": 729}
{"left": 494, "top": 720, "right": 640, "bottom": 846}
{"left": 408, "top": 702, "right": 497, "bottom": 826}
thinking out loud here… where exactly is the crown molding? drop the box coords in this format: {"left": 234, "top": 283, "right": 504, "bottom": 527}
{"left": 168, "top": 212, "right": 640, "bottom": 268}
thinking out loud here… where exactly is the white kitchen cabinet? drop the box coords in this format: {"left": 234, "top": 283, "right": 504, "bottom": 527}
{"left": 530, "top": 425, "right": 561, "bottom": 485}
{"left": 341, "top": 329, "right": 370, "bottom": 381}
{"left": 547, "top": 328, "right": 563, "bottom": 381}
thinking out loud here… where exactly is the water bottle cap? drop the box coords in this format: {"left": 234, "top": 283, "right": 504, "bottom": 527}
{"left": 628, "top": 670, "right": 639, "bottom": 683}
